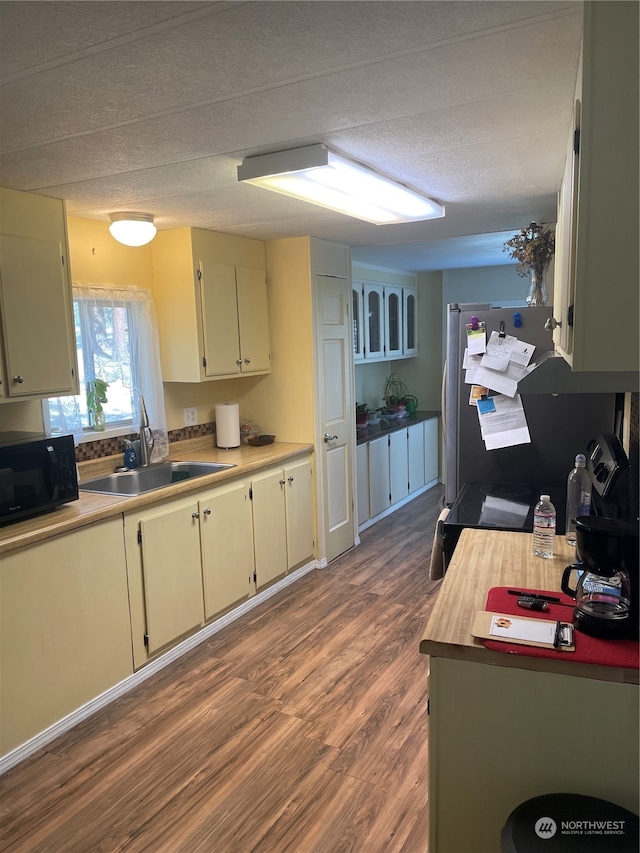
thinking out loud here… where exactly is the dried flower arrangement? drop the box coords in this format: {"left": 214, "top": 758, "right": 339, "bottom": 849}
{"left": 503, "top": 222, "right": 555, "bottom": 277}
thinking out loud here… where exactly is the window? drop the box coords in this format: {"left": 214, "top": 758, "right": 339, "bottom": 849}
{"left": 44, "top": 284, "right": 168, "bottom": 460}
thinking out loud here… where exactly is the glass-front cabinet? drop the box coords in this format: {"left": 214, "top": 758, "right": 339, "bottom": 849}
{"left": 364, "top": 283, "right": 384, "bottom": 360}
{"left": 352, "top": 278, "right": 418, "bottom": 362}
{"left": 352, "top": 284, "right": 364, "bottom": 362}
{"left": 403, "top": 286, "right": 417, "bottom": 356}
{"left": 384, "top": 285, "right": 403, "bottom": 358}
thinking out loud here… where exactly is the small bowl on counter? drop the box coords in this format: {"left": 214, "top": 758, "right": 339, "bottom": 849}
{"left": 247, "top": 434, "right": 276, "bottom": 446}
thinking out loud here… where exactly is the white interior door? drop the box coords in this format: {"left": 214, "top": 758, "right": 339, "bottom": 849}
{"left": 315, "top": 274, "right": 355, "bottom": 563}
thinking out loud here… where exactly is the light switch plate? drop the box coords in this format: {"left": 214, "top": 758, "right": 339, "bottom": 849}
{"left": 184, "top": 407, "right": 197, "bottom": 426}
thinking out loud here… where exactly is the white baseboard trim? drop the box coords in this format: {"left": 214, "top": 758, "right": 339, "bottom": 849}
{"left": 358, "top": 479, "right": 439, "bottom": 534}
{"left": 0, "top": 558, "right": 319, "bottom": 776}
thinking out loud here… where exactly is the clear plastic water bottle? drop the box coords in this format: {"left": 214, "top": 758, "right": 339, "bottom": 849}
{"left": 565, "top": 453, "right": 592, "bottom": 545}
{"left": 533, "top": 494, "right": 556, "bottom": 558}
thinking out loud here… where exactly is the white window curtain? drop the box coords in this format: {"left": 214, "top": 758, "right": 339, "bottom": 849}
{"left": 50, "top": 284, "right": 169, "bottom": 462}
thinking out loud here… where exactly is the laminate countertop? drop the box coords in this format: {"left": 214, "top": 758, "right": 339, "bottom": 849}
{"left": 420, "top": 527, "right": 639, "bottom": 685}
{"left": 0, "top": 437, "right": 313, "bottom": 556}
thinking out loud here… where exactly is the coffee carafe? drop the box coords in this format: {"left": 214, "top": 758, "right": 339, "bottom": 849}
{"left": 561, "top": 516, "right": 639, "bottom": 639}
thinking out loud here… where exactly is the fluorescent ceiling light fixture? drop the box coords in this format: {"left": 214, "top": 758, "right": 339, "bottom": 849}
{"left": 237, "top": 144, "right": 445, "bottom": 225}
{"left": 108, "top": 212, "right": 157, "bottom": 246}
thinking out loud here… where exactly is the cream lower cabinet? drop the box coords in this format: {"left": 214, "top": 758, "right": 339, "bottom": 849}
{"left": 0, "top": 187, "right": 78, "bottom": 401}
{"left": 200, "top": 479, "right": 254, "bottom": 619}
{"left": 368, "top": 435, "right": 391, "bottom": 518}
{"left": 126, "top": 458, "right": 314, "bottom": 668}
{"left": 356, "top": 443, "right": 370, "bottom": 526}
{"left": 0, "top": 518, "right": 133, "bottom": 756}
{"left": 424, "top": 416, "right": 439, "bottom": 484}
{"left": 137, "top": 497, "right": 205, "bottom": 655}
{"left": 359, "top": 417, "right": 439, "bottom": 528}
{"left": 251, "top": 458, "right": 314, "bottom": 589}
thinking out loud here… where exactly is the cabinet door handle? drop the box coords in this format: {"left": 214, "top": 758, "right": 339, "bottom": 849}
{"left": 203, "top": 507, "right": 211, "bottom": 515}
{"left": 192, "top": 511, "right": 200, "bottom": 519}
{"left": 279, "top": 479, "right": 286, "bottom": 486}
{"left": 13, "top": 375, "right": 24, "bottom": 384}
{"left": 244, "top": 357, "right": 251, "bottom": 364}
{"left": 323, "top": 433, "right": 338, "bottom": 442}
{"left": 287, "top": 476, "right": 294, "bottom": 483}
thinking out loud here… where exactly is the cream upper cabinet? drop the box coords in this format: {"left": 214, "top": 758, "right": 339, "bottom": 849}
{"left": 552, "top": 2, "right": 638, "bottom": 373}
{"left": 384, "top": 285, "right": 403, "bottom": 359}
{"left": 0, "top": 187, "right": 78, "bottom": 401}
{"left": 352, "top": 284, "right": 365, "bottom": 363}
{"left": 364, "top": 282, "right": 385, "bottom": 360}
{"left": 403, "top": 286, "right": 418, "bottom": 357}
{"left": 151, "top": 227, "right": 270, "bottom": 382}
{"left": 352, "top": 278, "right": 418, "bottom": 362}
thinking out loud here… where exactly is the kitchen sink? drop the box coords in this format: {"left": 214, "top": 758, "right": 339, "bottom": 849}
{"left": 79, "top": 460, "right": 236, "bottom": 497}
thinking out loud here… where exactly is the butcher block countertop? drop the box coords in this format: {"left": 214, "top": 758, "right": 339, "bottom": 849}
{"left": 420, "top": 528, "right": 639, "bottom": 685}
{"left": 0, "top": 437, "right": 313, "bottom": 556}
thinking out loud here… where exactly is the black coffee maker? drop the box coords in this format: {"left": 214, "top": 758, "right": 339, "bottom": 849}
{"left": 561, "top": 434, "right": 639, "bottom": 639}
{"left": 562, "top": 516, "right": 639, "bottom": 638}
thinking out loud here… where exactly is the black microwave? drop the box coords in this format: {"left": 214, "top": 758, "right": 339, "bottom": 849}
{"left": 0, "top": 432, "right": 79, "bottom": 526}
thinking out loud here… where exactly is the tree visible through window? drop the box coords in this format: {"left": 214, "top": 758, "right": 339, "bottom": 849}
{"left": 45, "top": 284, "right": 169, "bottom": 460}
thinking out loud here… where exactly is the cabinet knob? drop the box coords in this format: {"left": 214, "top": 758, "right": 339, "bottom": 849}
{"left": 244, "top": 357, "right": 251, "bottom": 364}
{"left": 13, "top": 375, "right": 24, "bottom": 384}
{"left": 544, "top": 317, "right": 562, "bottom": 331}
{"left": 279, "top": 479, "right": 286, "bottom": 486}
{"left": 203, "top": 507, "right": 211, "bottom": 515}
{"left": 192, "top": 511, "right": 200, "bottom": 519}
{"left": 235, "top": 359, "right": 242, "bottom": 365}
{"left": 287, "top": 476, "right": 294, "bottom": 483}
{"left": 0, "top": 378, "right": 3, "bottom": 385}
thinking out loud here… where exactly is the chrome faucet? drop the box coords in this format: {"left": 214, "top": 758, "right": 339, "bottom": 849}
{"left": 138, "top": 395, "right": 153, "bottom": 467}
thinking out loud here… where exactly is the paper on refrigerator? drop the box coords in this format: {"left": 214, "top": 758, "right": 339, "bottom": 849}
{"left": 474, "top": 333, "right": 537, "bottom": 397}
{"left": 476, "top": 393, "right": 531, "bottom": 450}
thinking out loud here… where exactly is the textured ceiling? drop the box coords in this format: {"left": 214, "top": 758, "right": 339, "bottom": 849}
{"left": 0, "top": 1, "right": 583, "bottom": 271}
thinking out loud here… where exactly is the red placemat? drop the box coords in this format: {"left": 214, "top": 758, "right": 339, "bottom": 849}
{"left": 483, "top": 586, "right": 640, "bottom": 669}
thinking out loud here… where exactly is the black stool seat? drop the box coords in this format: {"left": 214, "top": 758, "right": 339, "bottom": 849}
{"left": 501, "top": 793, "right": 639, "bottom": 852}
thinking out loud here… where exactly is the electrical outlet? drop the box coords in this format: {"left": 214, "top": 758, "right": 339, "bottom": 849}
{"left": 184, "top": 407, "right": 197, "bottom": 427}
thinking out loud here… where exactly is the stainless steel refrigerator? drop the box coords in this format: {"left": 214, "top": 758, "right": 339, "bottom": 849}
{"left": 444, "top": 303, "right": 620, "bottom": 505}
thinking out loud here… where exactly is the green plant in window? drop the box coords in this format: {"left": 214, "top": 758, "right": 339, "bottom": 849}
{"left": 86, "top": 378, "right": 109, "bottom": 431}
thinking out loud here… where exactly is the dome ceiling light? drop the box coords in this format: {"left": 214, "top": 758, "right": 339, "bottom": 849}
{"left": 108, "top": 212, "right": 157, "bottom": 247}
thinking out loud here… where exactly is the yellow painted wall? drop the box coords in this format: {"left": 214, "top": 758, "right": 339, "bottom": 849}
{"left": 240, "top": 237, "right": 316, "bottom": 443}
{"left": 67, "top": 216, "right": 154, "bottom": 288}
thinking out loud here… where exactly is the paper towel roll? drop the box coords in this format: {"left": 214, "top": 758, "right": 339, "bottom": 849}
{"left": 215, "top": 402, "right": 240, "bottom": 448}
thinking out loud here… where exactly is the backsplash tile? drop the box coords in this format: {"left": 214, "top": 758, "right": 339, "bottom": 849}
{"left": 74, "top": 422, "right": 215, "bottom": 462}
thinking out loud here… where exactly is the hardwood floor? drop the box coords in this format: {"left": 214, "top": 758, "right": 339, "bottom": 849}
{"left": 0, "top": 486, "right": 444, "bottom": 853}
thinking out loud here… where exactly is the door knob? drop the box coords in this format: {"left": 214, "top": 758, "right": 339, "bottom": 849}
{"left": 323, "top": 433, "right": 338, "bottom": 442}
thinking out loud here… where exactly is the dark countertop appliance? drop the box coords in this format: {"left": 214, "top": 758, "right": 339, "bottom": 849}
{"left": 0, "top": 431, "right": 78, "bottom": 526}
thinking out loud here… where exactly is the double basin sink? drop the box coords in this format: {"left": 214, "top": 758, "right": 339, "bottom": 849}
{"left": 79, "top": 461, "right": 236, "bottom": 497}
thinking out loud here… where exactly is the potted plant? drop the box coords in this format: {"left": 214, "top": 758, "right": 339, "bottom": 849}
{"left": 503, "top": 222, "right": 555, "bottom": 306}
{"left": 86, "top": 378, "right": 109, "bottom": 431}
{"left": 355, "top": 402, "right": 368, "bottom": 427}
{"left": 383, "top": 373, "right": 412, "bottom": 417}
